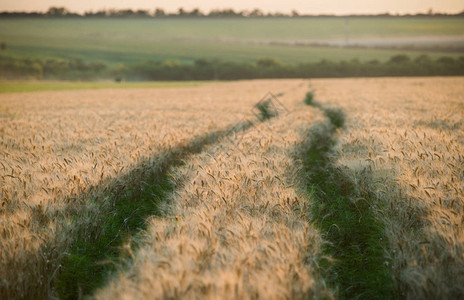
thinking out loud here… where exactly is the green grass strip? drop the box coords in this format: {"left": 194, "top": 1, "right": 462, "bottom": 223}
{"left": 0, "top": 80, "right": 207, "bottom": 94}
{"left": 301, "top": 100, "right": 394, "bottom": 299}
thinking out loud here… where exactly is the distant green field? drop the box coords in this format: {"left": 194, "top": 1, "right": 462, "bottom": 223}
{"left": 0, "top": 17, "right": 463, "bottom": 65}
{"left": 0, "top": 80, "right": 206, "bottom": 93}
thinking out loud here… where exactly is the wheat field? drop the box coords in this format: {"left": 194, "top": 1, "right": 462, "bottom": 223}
{"left": 0, "top": 80, "right": 328, "bottom": 298}
{"left": 311, "top": 77, "right": 464, "bottom": 298}
{"left": 96, "top": 97, "right": 330, "bottom": 300}
{"left": 1, "top": 77, "right": 463, "bottom": 299}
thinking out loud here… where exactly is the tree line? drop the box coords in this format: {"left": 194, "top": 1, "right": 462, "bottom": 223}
{"left": 1, "top": 54, "right": 463, "bottom": 81}
{"left": 1, "top": 7, "right": 463, "bottom": 18}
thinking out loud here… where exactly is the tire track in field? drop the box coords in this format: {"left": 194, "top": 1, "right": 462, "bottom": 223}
{"left": 55, "top": 120, "right": 256, "bottom": 299}
{"left": 295, "top": 92, "right": 395, "bottom": 299}
{"left": 95, "top": 101, "right": 332, "bottom": 299}
{"left": 54, "top": 93, "right": 288, "bottom": 299}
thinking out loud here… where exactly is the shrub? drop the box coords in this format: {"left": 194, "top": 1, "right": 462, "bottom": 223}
{"left": 256, "top": 57, "right": 281, "bottom": 68}
{"left": 437, "top": 56, "right": 455, "bottom": 64}
{"left": 304, "top": 91, "right": 315, "bottom": 105}
{"left": 255, "top": 99, "right": 276, "bottom": 121}
{"left": 389, "top": 54, "right": 411, "bottom": 64}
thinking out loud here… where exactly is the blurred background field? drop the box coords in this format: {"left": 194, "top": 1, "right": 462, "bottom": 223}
{"left": 0, "top": 17, "right": 464, "bottom": 65}
{"left": 0, "top": 17, "right": 463, "bottom": 65}
{"left": 0, "top": 15, "right": 463, "bottom": 81}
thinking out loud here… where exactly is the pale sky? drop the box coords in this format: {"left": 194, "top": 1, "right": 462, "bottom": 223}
{"left": 1, "top": 0, "right": 463, "bottom": 15}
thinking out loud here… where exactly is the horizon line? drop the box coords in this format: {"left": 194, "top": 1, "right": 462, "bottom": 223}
{"left": 1, "top": 6, "right": 463, "bottom": 17}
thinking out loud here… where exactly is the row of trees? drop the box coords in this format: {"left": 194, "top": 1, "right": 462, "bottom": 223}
{"left": 1, "top": 55, "right": 463, "bottom": 81}
{"left": 0, "top": 57, "right": 106, "bottom": 80}
{"left": 1, "top": 7, "right": 463, "bottom": 18}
